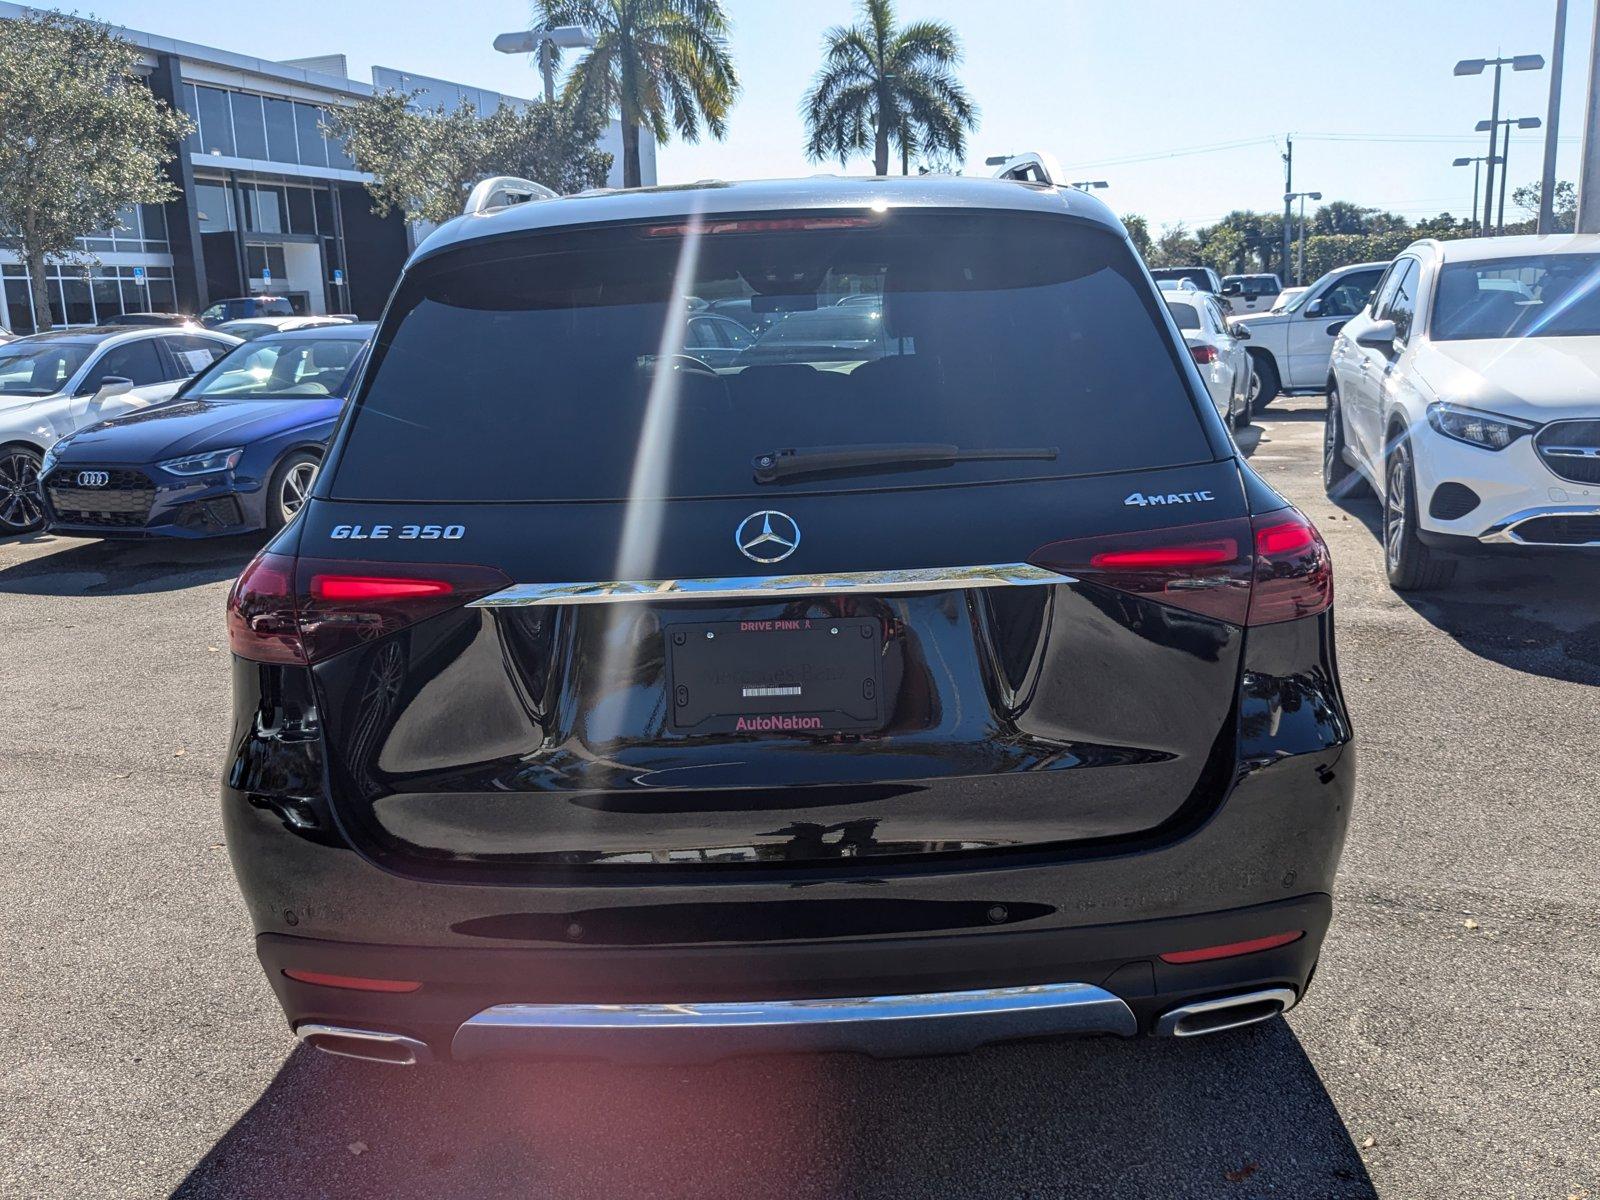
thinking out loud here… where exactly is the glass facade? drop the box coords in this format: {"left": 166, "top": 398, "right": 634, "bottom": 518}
{"left": 2, "top": 264, "right": 178, "bottom": 334}
{"left": 182, "top": 83, "right": 355, "bottom": 171}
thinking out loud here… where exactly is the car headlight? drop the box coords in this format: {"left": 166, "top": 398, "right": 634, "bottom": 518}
{"left": 1425, "top": 403, "right": 1535, "bottom": 451}
{"left": 160, "top": 447, "right": 244, "bottom": 476}
{"left": 40, "top": 439, "right": 69, "bottom": 476}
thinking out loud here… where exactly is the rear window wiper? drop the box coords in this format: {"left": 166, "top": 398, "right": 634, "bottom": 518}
{"left": 752, "top": 443, "right": 1058, "bottom": 484}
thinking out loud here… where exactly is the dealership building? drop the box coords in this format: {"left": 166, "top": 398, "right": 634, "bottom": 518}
{"left": 0, "top": 3, "right": 654, "bottom": 333}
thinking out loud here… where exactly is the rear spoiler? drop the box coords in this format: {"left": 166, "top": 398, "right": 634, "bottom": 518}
{"left": 463, "top": 176, "right": 558, "bottom": 216}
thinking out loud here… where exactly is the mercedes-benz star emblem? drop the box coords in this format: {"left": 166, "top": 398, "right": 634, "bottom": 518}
{"left": 735, "top": 510, "right": 800, "bottom": 564}
{"left": 76, "top": 471, "right": 110, "bottom": 488}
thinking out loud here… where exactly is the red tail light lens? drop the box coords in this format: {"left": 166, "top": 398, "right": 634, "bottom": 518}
{"left": 226, "top": 552, "right": 304, "bottom": 664}
{"left": 1031, "top": 517, "right": 1255, "bottom": 625}
{"left": 227, "top": 554, "right": 510, "bottom": 664}
{"left": 1030, "top": 508, "right": 1333, "bottom": 627}
{"left": 1248, "top": 510, "right": 1332, "bottom": 625}
{"left": 1189, "top": 344, "right": 1219, "bottom": 365}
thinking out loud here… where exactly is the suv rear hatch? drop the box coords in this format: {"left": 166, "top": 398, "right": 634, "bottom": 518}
{"left": 233, "top": 206, "right": 1319, "bottom": 878}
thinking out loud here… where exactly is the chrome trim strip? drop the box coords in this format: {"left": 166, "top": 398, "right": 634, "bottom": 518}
{"left": 296, "top": 1024, "right": 433, "bottom": 1066}
{"left": 468, "top": 563, "right": 1069, "bottom": 608}
{"left": 1480, "top": 504, "right": 1600, "bottom": 546}
{"left": 1153, "top": 987, "right": 1297, "bottom": 1038}
{"left": 452, "top": 982, "right": 1136, "bottom": 1061}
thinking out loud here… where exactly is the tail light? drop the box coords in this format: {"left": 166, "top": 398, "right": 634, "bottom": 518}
{"left": 1029, "top": 507, "right": 1331, "bottom": 627}
{"left": 1189, "top": 344, "right": 1219, "bottom": 365}
{"left": 227, "top": 553, "right": 510, "bottom": 664}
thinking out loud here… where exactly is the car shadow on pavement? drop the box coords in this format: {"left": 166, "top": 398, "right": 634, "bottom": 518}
{"left": 172, "top": 1025, "right": 1375, "bottom": 1200}
{"left": 0, "top": 534, "right": 260, "bottom": 596}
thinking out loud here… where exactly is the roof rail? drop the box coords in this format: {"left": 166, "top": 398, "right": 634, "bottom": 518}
{"left": 990, "top": 152, "right": 1064, "bottom": 187}
{"left": 464, "top": 176, "right": 558, "bottom": 216}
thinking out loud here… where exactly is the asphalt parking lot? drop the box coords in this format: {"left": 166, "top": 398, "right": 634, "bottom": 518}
{"left": 2, "top": 394, "right": 1598, "bottom": 1199}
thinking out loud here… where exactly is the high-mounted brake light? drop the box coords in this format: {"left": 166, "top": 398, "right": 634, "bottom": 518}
{"left": 226, "top": 554, "right": 510, "bottom": 664}
{"left": 642, "top": 215, "right": 879, "bottom": 237}
{"left": 1159, "top": 930, "right": 1304, "bottom": 964}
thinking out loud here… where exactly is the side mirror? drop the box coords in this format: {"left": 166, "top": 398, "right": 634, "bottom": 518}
{"left": 1231, "top": 323, "right": 1252, "bottom": 340}
{"left": 1304, "top": 298, "right": 1325, "bottom": 317}
{"left": 1355, "top": 319, "right": 1398, "bottom": 351}
{"left": 91, "top": 376, "right": 135, "bottom": 403}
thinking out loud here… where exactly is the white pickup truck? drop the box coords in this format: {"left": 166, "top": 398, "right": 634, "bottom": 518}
{"left": 1237, "top": 261, "right": 1388, "bottom": 410}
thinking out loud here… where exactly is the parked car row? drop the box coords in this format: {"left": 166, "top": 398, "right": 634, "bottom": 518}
{"left": 1, "top": 323, "right": 372, "bottom": 538}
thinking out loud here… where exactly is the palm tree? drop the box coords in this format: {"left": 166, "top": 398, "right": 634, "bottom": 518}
{"left": 802, "top": 0, "right": 977, "bottom": 177}
{"left": 537, "top": 0, "right": 739, "bottom": 189}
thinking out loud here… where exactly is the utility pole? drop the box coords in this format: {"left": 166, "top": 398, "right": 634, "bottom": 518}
{"left": 1578, "top": 0, "right": 1600, "bottom": 232}
{"left": 1539, "top": 0, "right": 1569, "bottom": 233}
{"left": 1281, "top": 137, "right": 1293, "bottom": 283}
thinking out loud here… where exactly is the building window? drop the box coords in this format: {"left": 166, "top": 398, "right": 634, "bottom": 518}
{"left": 180, "top": 84, "right": 202, "bottom": 155}
{"left": 286, "top": 185, "right": 316, "bottom": 235}
{"left": 231, "top": 91, "right": 269, "bottom": 160}
{"left": 0, "top": 263, "right": 177, "bottom": 333}
{"left": 195, "top": 181, "right": 236, "bottom": 233}
{"left": 294, "top": 104, "right": 330, "bottom": 168}
{"left": 194, "top": 86, "right": 236, "bottom": 157}
{"left": 263, "top": 97, "right": 299, "bottom": 164}
{"left": 245, "top": 184, "right": 286, "bottom": 234}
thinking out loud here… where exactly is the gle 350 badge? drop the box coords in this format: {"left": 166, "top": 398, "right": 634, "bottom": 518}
{"left": 329, "top": 523, "right": 466, "bottom": 540}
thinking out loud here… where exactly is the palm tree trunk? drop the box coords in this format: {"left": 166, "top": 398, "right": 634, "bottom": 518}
{"left": 622, "top": 121, "right": 641, "bottom": 189}
{"left": 901, "top": 141, "right": 909, "bottom": 175}
{"left": 874, "top": 117, "right": 889, "bottom": 176}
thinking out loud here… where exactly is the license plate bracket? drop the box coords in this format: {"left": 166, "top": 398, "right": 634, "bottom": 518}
{"left": 668, "top": 617, "right": 883, "bottom": 733}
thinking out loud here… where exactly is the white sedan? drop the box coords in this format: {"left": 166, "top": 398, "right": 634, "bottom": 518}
{"left": 1326, "top": 233, "right": 1600, "bottom": 589}
{"left": 0, "top": 326, "right": 237, "bottom": 533}
{"left": 1165, "top": 293, "right": 1253, "bottom": 430}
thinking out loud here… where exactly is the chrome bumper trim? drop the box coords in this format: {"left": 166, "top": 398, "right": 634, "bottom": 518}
{"left": 451, "top": 982, "right": 1135, "bottom": 1061}
{"left": 1479, "top": 504, "right": 1600, "bottom": 546}
{"left": 296, "top": 1023, "right": 434, "bottom": 1066}
{"left": 468, "top": 563, "right": 1068, "bottom": 607}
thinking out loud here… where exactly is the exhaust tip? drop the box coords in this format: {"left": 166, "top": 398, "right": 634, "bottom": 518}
{"left": 297, "top": 1023, "right": 433, "bottom": 1066}
{"left": 1153, "top": 987, "right": 1296, "bottom": 1038}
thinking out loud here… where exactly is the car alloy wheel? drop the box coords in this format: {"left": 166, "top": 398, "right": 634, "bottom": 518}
{"left": 1383, "top": 451, "right": 1407, "bottom": 574}
{"left": 0, "top": 448, "right": 44, "bottom": 533}
{"left": 280, "top": 460, "right": 317, "bottom": 522}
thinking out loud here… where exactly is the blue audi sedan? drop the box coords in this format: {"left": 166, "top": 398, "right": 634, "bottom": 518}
{"left": 40, "top": 324, "right": 373, "bottom": 539}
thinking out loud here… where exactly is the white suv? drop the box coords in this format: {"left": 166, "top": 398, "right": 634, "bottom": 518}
{"left": 1325, "top": 234, "right": 1600, "bottom": 589}
{"left": 1236, "top": 261, "right": 1388, "bottom": 409}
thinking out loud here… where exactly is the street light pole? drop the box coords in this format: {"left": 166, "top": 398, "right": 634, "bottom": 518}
{"left": 1455, "top": 54, "right": 1545, "bottom": 234}
{"left": 492, "top": 24, "right": 595, "bottom": 104}
{"left": 1539, "top": 0, "right": 1569, "bottom": 233}
{"left": 1281, "top": 136, "right": 1293, "bottom": 284}
{"left": 1454, "top": 154, "right": 1502, "bottom": 224}
{"left": 1476, "top": 117, "right": 1543, "bottom": 233}
{"left": 1578, "top": 0, "right": 1600, "bottom": 232}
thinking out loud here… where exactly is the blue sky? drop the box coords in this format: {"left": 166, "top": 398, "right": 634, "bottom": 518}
{"left": 89, "top": 0, "right": 1592, "bottom": 230}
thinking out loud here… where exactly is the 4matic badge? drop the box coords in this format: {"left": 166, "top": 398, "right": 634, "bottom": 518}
{"left": 1124, "top": 490, "right": 1216, "bottom": 507}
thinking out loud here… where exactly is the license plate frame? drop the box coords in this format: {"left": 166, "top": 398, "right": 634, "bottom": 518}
{"left": 667, "top": 617, "right": 883, "bottom": 734}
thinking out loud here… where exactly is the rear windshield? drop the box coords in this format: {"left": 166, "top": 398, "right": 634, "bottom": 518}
{"left": 1151, "top": 268, "right": 1214, "bottom": 291}
{"left": 330, "top": 210, "right": 1212, "bottom": 502}
{"left": 1165, "top": 300, "right": 1202, "bottom": 330}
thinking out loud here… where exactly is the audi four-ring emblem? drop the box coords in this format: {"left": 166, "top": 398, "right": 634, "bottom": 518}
{"left": 76, "top": 471, "right": 110, "bottom": 488}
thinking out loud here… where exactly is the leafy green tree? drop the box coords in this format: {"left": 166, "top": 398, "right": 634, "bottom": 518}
{"left": 1511, "top": 179, "right": 1576, "bottom": 232}
{"left": 537, "top": 0, "right": 739, "bottom": 188}
{"left": 803, "top": 0, "right": 978, "bottom": 176}
{"left": 326, "top": 91, "right": 612, "bottom": 226}
{"left": 0, "top": 11, "right": 189, "bottom": 330}
{"left": 1310, "top": 201, "right": 1371, "bottom": 236}
{"left": 1121, "top": 214, "right": 1153, "bottom": 260}
{"left": 1148, "top": 223, "right": 1199, "bottom": 268}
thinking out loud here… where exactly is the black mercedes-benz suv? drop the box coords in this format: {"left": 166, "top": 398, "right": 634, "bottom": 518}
{"left": 223, "top": 173, "right": 1353, "bottom": 1066}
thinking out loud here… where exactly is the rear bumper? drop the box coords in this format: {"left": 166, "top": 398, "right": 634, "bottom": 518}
{"left": 257, "top": 893, "right": 1329, "bottom": 1062}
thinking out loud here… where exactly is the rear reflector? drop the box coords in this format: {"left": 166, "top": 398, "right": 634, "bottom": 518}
{"left": 1159, "top": 930, "right": 1304, "bottom": 964}
{"left": 283, "top": 969, "right": 422, "bottom": 993}
{"left": 227, "top": 554, "right": 511, "bottom": 664}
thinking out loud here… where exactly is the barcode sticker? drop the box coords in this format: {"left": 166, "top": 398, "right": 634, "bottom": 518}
{"left": 742, "top": 685, "right": 802, "bottom": 698}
